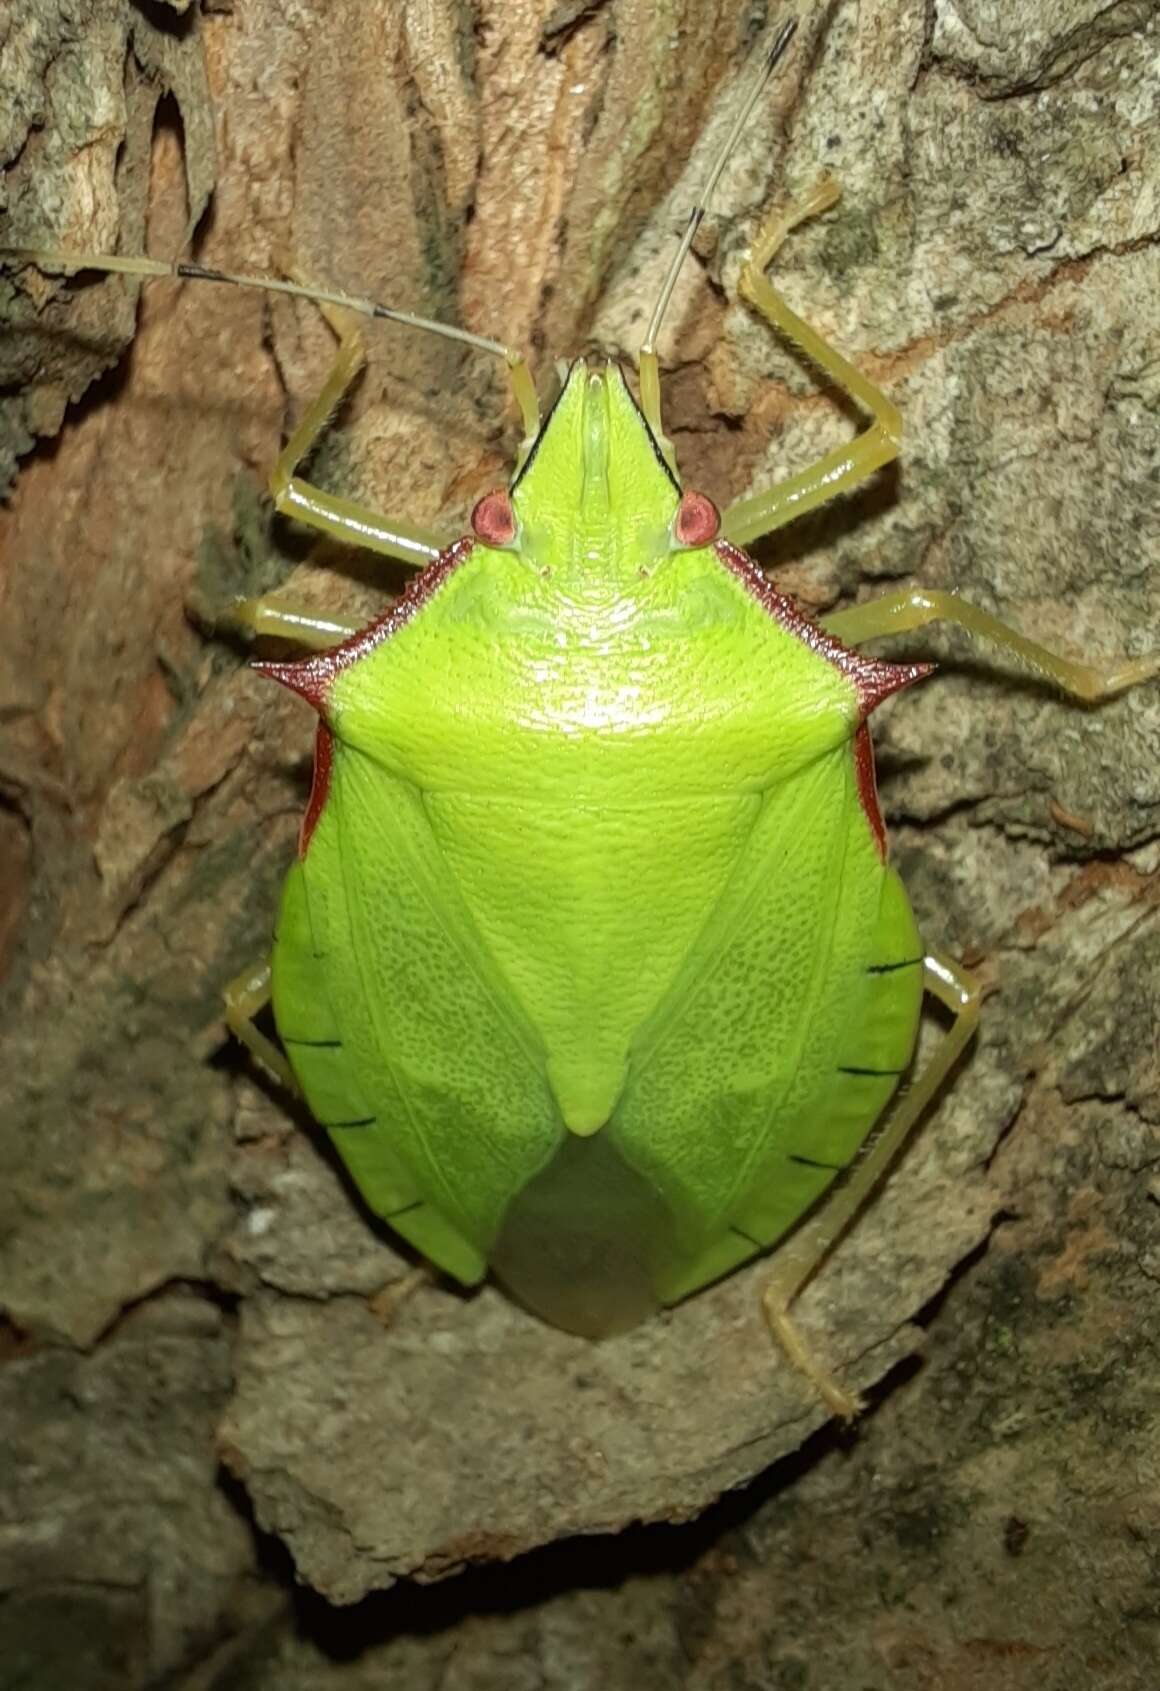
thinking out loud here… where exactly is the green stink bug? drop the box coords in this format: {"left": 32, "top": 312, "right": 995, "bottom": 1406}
{"left": 5, "top": 22, "right": 1154, "bottom": 1425}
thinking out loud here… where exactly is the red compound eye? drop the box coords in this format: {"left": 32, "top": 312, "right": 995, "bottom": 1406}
{"left": 673, "top": 489, "right": 720, "bottom": 547}
{"left": 471, "top": 488, "right": 517, "bottom": 545}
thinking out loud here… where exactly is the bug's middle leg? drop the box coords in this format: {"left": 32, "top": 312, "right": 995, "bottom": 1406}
{"left": 192, "top": 593, "right": 361, "bottom": 651}
{"left": 722, "top": 175, "right": 902, "bottom": 550}
{"left": 762, "top": 947, "right": 981, "bottom": 1421}
{"left": 821, "top": 589, "right": 1158, "bottom": 701}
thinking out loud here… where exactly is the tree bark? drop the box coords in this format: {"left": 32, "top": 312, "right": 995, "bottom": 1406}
{"left": 1, "top": 0, "right": 1158, "bottom": 1680}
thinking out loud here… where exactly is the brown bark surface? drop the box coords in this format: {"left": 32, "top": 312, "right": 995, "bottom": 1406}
{"left": 1, "top": 0, "right": 1158, "bottom": 1683}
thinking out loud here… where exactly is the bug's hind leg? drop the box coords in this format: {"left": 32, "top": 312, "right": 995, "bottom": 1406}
{"left": 722, "top": 175, "right": 902, "bottom": 549}
{"left": 762, "top": 947, "right": 981, "bottom": 1421}
{"left": 224, "top": 958, "right": 297, "bottom": 1092}
{"left": 368, "top": 1265, "right": 433, "bottom": 1328}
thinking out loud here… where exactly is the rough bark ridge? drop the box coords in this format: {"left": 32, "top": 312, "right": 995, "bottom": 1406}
{"left": 1, "top": 0, "right": 1158, "bottom": 1683}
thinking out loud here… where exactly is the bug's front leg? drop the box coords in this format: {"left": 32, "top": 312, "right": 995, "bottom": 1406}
{"left": 266, "top": 295, "right": 448, "bottom": 568}
{"left": 763, "top": 948, "right": 982, "bottom": 1422}
{"left": 722, "top": 175, "right": 902, "bottom": 550}
{"left": 268, "top": 290, "right": 540, "bottom": 568}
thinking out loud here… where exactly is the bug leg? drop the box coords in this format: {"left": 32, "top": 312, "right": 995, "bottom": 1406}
{"left": 367, "top": 1264, "right": 433, "bottom": 1328}
{"left": 762, "top": 947, "right": 981, "bottom": 1421}
{"left": 821, "top": 589, "right": 1158, "bottom": 701}
{"left": 190, "top": 591, "right": 361, "bottom": 651}
{"left": 224, "top": 958, "right": 298, "bottom": 1093}
{"left": 268, "top": 298, "right": 452, "bottom": 568}
{"left": 270, "top": 290, "right": 540, "bottom": 563}
{"left": 722, "top": 175, "right": 902, "bottom": 549}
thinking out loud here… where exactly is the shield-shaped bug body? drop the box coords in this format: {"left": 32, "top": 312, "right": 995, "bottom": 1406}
{"left": 4, "top": 20, "right": 1155, "bottom": 1424}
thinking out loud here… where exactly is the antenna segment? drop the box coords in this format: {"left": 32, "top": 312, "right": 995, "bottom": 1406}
{"left": 637, "top": 17, "right": 798, "bottom": 451}
{"left": 1, "top": 245, "right": 539, "bottom": 440}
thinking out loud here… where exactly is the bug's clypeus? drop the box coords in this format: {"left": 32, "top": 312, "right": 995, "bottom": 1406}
{"left": 4, "top": 24, "right": 1155, "bottom": 1421}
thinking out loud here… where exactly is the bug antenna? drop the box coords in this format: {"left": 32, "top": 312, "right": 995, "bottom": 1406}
{"left": 0, "top": 248, "right": 523, "bottom": 370}
{"left": 639, "top": 18, "right": 798, "bottom": 361}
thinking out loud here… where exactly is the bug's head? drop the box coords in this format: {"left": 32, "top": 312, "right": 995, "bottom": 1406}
{"left": 471, "top": 360, "right": 720, "bottom": 583}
